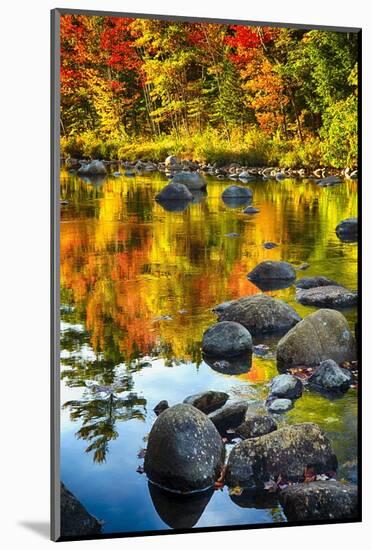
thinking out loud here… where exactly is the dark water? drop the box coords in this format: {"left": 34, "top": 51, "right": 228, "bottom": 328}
{"left": 60, "top": 168, "right": 358, "bottom": 534}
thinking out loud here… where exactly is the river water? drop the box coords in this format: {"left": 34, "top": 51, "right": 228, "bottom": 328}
{"left": 60, "top": 168, "right": 358, "bottom": 534}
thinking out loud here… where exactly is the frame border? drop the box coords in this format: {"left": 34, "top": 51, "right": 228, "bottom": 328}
{"left": 51, "top": 8, "right": 362, "bottom": 542}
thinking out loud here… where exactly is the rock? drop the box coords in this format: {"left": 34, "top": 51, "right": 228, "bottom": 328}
{"left": 276, "top": 309, "right": 356, "bottom": 371}
{"left": 171, "top": 172, "right": 207, "bottom": 190}
{"left": 263, "top": 242, "right": 278, "bottom": 249}
{"left": 153, "top": 400, "right": 169, "bottom": 416}
{"left": 269, "top": 374, "right": 303, "bottom": 400}
{"left": 208, "top": 400, "right": 248, "bottom": 434}
{"left": 61, "top": 482, "right": 102, "bottom": 537}
{"left": 183, "top": 391, "right": 229, "bottom": 414}
{"left": 77, "top": 160, "right": 107, "bottom": 176}
{"left": 267, "top": 398, "right": 293, "bottom": 413}
{"left": 144, "top": 404, "right": 224, "bottom": 493}
{"left": 280, "top": 481, "right": 358, "bottom": 521}
{"left": 230, "top": 488, "right": 279, "bottom": 510}
{"left": 238, "top": 171, "right": 255, "bottom": 181}
{"left": 248, "top": 261, "right": 296, "bottom": 283}
{"left": 65, "top": 157, "right": 81, "bottom": 169}
{"left": 165, "top": 155, "right": 181, "bottom": 169}
{"left": 155, "top": 182, "right": 193, "bottom": 202}
{"left": 308, "top": 359, "right": 352, "bottom": 394}
{"left": 336, "top": 218, "right": 358, "bottom": 242}
{"left": 296, "top": 276, "right": 341, "bottom": 289}
{"left": 317, "top": 175, "right": 342, "bottom": 186}
{"left": 236, "top": 414, "right": 277, "bottom": 439}
{"left": 226, "top": 423, "right": 337, "bottom": 489}
{"left": 202, "top": 321, "right": 252, "bottom": 357}
{"left": 222, "top": 185, "right": 253, "bottom": 200}
{"left": 244, "top": 206, "right": 260, "bottom": 214}
{"left": 214, "top": 294, "right": 301, "bottom": 335}
{"left": 296, "top": 285, "right": 357, "bottom": 309}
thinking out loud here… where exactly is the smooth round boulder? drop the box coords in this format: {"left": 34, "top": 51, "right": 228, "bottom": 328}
{"left": 267, "top": 398, "right": 293, "bottom": 414}
{"left": 336, "top": 218, "right": 358, "bottom": 242}
{"left": 222, "top": 185, "right": 253, "bottom": 200}
{"left": 144, "top": 404, "right": 224, "bottom": 493}
{"left": 276, "top": 309, "right": 356, "bottom": 371}
{"left": 183, "top": 391, "right": 229, "bottom": 414}
{"left": 213, "top": 294, "right": 301, "bottom": 336}
{"left": 226, "top": 423, "right": 337, "bottom": 489}
{"left": 296, "top": 276, "right": 341, "bottom": 289}
{"left": 236, "top": 414, "right": 277, "bottom": 439}
{"left": 269, "top": 374, "right": 303, "bottom": 400}
{"left": 171, "top": 172, "right": 207, "bottom": 190}
{"left": 248, "top": 261, "right": 296, "bottom": 283}
{"left": 308, "top": 359, "right": 352, "bottom": 394}
{"left": 202, "top": 321, "right": 252, "bottom": 357}
{"left": 280, "top": 481, "right": 358, "bottom": 521}
{"left": 77, "top": 160, "right": 107, "bottom": 176}
{"left": 208, "top": 400, "right": 248, "bottom": 434}
{"left": 155, "top": 182, "right": 193, "bottom": 202}
{"left": 296, "top": 285, "right": 357, "bottom": 309}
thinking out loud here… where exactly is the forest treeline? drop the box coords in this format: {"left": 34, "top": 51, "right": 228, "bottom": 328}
{"left": 60, "top": 15, "right": 358, "bottom": 168}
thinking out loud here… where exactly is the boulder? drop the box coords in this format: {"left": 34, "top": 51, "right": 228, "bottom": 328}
{"left": 165, "top": 155, "right": 181, "bottom": 169}
{"left": 276, "top": 309, "right": 356, "bottom": 372}
{"left": 244, "top": 206, "right": 260, "bottom": 214}
{"left": 317, "top": 175, "right": 342, "bottom": 186}
{"left": 155, "top": 183, "right": 193, "bottom": 202}
{"left": 144, "top": 404, "right": 224, "bottom": 493}
{"left": 202, "top": 321, "right": 253, "bottom": 357}
{"left": 308, "top": 359, "right": 352, "bottom": 394}
{"left": 171, "top": 172, "right": 207, "bottom": 190}
{"left": 77, "top": 160, "right": 107, "bottom": 176}
{"left": 208, "top": 400, "right": 248, "bottom": 434}
{"left": 236, "top": 414, "right": 277, "bottom": 439}
{"left": 183, "top": 390, "right": 229, "bottom": 414}
{"left": 214, "top": 294, "right": 301, "bottom": 336}
{"left": 248, "top": 261, "right": 296, "bottom": 283}
{"left": 280, "top": 481, "right": 358, "bottom": 521}
{"left": 296, "top": 285, "right": 357, "bottom": 309}
{"left": 267, "top": 398, "right": 293, "bottom": 413}
{"left": 153, "top": 400, "right": 169, "bottom": 416}
{"left": 269, "top": 374, "right": 303, "bottom": 400}
{"left": 222, "top": 185, "right": 253, "bottom": 200}
{"left": 61, "top": 482, "right": 101, "bottom": 537}
{"left": 296, "top": 276, "right": 341, "bottom": 289}
{"left": 336, "top": 218, "right": 358, "bottom": 242}
{"left": 226, "top": 423, "right": 337, "bottom": 489}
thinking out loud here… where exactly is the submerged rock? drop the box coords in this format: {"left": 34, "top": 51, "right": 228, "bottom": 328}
{"left": 267, "top": 398, "right": 293, "bottom": 413}
{"left": 296, "top": 276, "right": 341, "bottom": 289}
{"left": 214, "top": 294, "right": 301, "bottom": 335}
{"left": 153, "top": 400, "right": 169, "bottom": 416}
{"left": 276, "top": 309, "right": 356, "bottom": 371}
{"left": 155, "top": 183, "right": 193, "bottom": 202}
{"left": 296, "top": 285, "right": 357, "bottom": 309}
{"left": 208, "top": 400, "right": 248, "bottom": 434}
{"left": 269, "top": 374, "right": 303, "bottom": 400}
{"left": 77, "top": 160, "right": 107, "bottom": 176}
{"left": 280, "top": 481, "right": 358, "bottom": 521}
{"left": 226, "top": 423, "right": 337, "bottom": 489}
{"left": 183, "top": 391, "right": 229, "bottom": 414}
{"left": 248, "top": 261, "right": 296, "bottom": 284}
{"left": 144, "top": 404, "right": 224, "bottom": 493}
{"left": 308, "top": 359, "right": 352, "bottom": 394}
{"left": 61, "top": 482, "right": 102, "bottom": 537}
{"left": 171, "top": 171, "right": 207, "bottom": 190}
{"left": 202, "top": 321, "right": 253, "bottom": 357}
{"left": 336, "top": 218, "right": 358, "bottom": 242}
{"left": 236, "top": 414, "right": 277, "bottom": 439}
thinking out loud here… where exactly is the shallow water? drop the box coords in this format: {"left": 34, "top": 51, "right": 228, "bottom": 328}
{"left": 60, "top": 168, "right": 358, "bottom": 534}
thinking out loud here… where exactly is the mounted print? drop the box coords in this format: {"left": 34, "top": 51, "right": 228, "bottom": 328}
{"left": 51, "top": 8, "right": 361, "bottom": 541}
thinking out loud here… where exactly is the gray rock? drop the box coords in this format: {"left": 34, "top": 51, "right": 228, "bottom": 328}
{"left": 308, "top": 359, "right": 352, "bottom": 394}
{"left": 214, "top": 294, "right": 301, "bottom": 335}
{"left": 296, "top": 276, "right": 341, "bottom": 289}
{"left": 336, "top": 218, "right": 358, "bottom": 242}
{"left": 171, "top": 172, "right": 207, "bottom": 190}
{"left": 280, "top": 481, "right": 358, "bottom": 521}
{"left": 226, "top": 423, "right": 337, "bottom": 488}
{"left": 153, "top": 400, "right": 169, "bottom": 416}
{"left": 296, "top": 285, "right": 357, "bottom": 309}
{"left": 244, "top": 206, "right": 260, "bottom": 214}
{"left": 263, "top": 242, "right": 278, "bottom": 249}
{"left": 317, "top": 175, "right": 342, "bottom": 186}
{"left": 208, "top": 400, "right": 248, "bottom": 434}
{"left": 155, "top": 183, "right": 193, "bottom": 202}
{"left": 77, "top": 160, "right": 107, "bottom": 176}
{"left": 165, "top": 155, "right": 181, "bottom": 169}
{"left": 144, "top": 404, "right": 224, "bottom": 492}
{"left": 248, "top": 261, "right": 296, "bottom": 283}
{"left": 236, "top": 414, "right": 277, "bottom": 439}
{"left": 61, "top": 482, "right": 101, "bottom": 537}
{"left": 183, "top": 391, "right": 229, "bottom": 414}
{"left": 276, "top": 309, "right": 356, "bottom": 371}
{"left": 222, "top": 185, "right": 253, "bottom": 200}
{"left": 267, "top": 398, "right": 293, "bottom": 413}
{"left": 202, "top": 321, "right": 252, "bottom": 357}
{"left": 269, "top": 374, "right": 303, "bottom": 400}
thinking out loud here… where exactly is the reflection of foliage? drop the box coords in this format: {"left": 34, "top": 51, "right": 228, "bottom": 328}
{"left": 63, "top": 377, "right": 147, "bottom": 463}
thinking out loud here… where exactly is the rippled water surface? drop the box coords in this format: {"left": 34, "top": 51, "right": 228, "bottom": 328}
{"left": 60, "top": 169, "right": 358, "bottom": 534}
